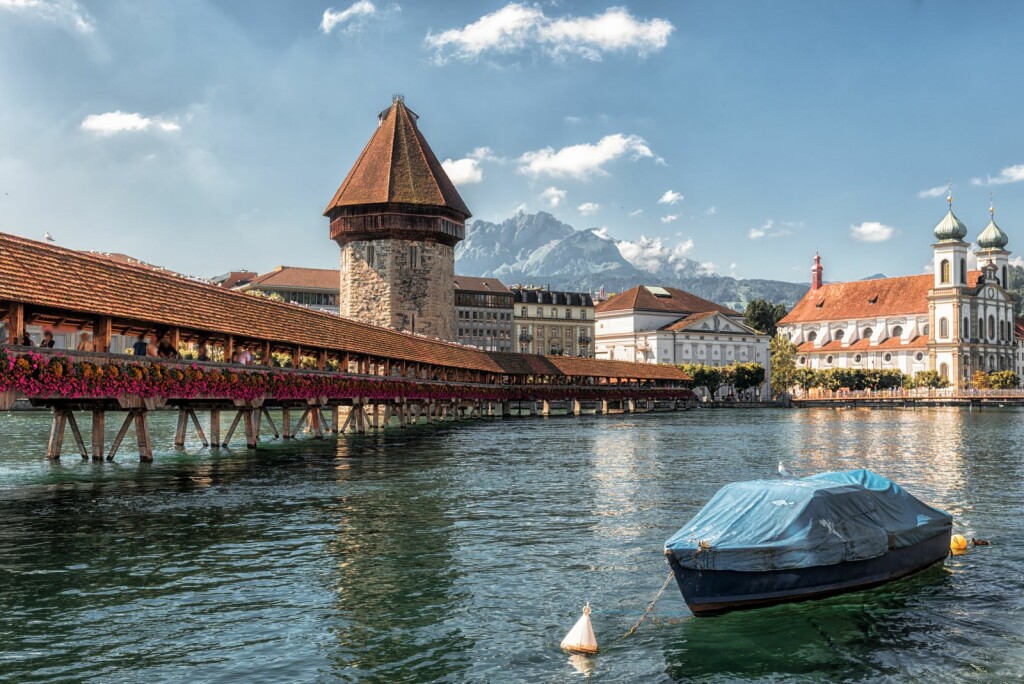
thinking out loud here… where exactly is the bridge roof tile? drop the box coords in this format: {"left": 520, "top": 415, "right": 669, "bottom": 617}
{"left": 0, "top": 233, "right": 686, "bottom": 382}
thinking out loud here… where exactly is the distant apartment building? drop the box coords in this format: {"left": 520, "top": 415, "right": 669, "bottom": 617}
{"left": 512, "top": 287, "right": 595, "bottom": 357}
{"left": 453, "top": 276, "right": 514, "bottom": 352}
{"left": 227, "top": 266, "right": 340, "bottom": 314}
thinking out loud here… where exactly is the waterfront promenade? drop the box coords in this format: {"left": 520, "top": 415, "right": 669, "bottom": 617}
{"left": 791, "top": 387, "right": 1024, "bottom": 408}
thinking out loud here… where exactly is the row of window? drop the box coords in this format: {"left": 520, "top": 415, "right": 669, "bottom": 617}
{"left": 937, "top": 314, "right": 1014, "bottom": 341}
{"left": 460, "top": 325, "right": 512, "bottom": 335}
{"left": 458, "top": 310, "right": 512, "bottom": 321}
{"left": 519, "top": 306, "right": 590, "bottom": 320}
{"left": 455, "top": 293, "right": 514, "bottom": 308}
{"left": 279, "top": 291, "right": 339, "bottom": 307}
{"left": 356, "top": 244, "right": 421, "bottom": 270}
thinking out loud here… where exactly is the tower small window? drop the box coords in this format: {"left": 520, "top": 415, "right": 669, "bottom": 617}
{"left": 940, "top": 259, "right": 951, "bottom": 284}
{"left": 960, "top": 259, "right": 967, "bottom": 284}
{"left": 862, "top": 327, "right": 873, "bottom": 339}
{"left": 409, "top": 245, "right": 420, "bottom": 270}
{"left": 891, "top": 325, "right": 903, "bottom": 338}
{"left": 366, "top": 244, "right": 375, "bottom": 266}
{"left": 939, "top": 319, "right": 948, "bottom": 339}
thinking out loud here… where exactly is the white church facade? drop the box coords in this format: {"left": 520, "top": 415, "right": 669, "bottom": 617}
{"left": 778, "top": 199, "right": 1018, "bottom": 386}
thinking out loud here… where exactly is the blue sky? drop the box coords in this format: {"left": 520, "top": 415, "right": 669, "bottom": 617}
{"left": 2, "top": 0, "right": 1023, "bottom": 284}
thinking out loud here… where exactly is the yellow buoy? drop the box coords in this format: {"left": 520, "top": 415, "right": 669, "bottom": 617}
{"left": 950, "top": 534, "right": 968, "bottom": 554}
{"left": 560, "top": 603, "right": 598, "bottom": 655}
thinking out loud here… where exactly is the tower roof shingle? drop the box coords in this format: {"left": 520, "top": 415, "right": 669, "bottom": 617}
{"left": 323, "top": 99, "right": 471, "bottom": 219}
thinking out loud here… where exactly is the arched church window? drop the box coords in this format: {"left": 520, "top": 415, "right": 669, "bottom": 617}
{"left": 963, "top": 317, "right": 969, "bottom": 340}
{"left": 834, "top": 330, "right": 844, "bottom": 341}
{"left": 891, "top": 326, "right": 903, "bottom": 338}
{"left": 979, "top": 318, "right": 984, "bottom": 338}
{"left": 940, "top": 363, "right": 949, "bottom": 380}
{"left": 862, "top": 327, "right": 873, "bottom": 339}
{"left": 806, "top": 331, "right": 817, "bottom": 342}
{"left": 940, "top": 259, "right": 951, "bottom": 284}
{"left": 988, "top": 315, "right": 996, "bottom": 340}
{"left": 923, "top": 324, "right": 930, "bottom": 336}
{"left": 939, "top": 319, "right": 948, "bottom": 339}
{"left": 961, "top": 259, "right": 967, "bottom": 284}
{"left": 1003, "top": 266, "right": 1008, "bottom": 287}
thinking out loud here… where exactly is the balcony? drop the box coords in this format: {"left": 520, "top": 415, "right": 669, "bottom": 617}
{"left": 518, "top": 332, "right": 534, "bottom": 343}
{"left": 577, "top": 335, "right": 592, "bottom": 345}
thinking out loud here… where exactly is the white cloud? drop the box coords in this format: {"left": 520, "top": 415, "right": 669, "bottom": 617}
{"left": 425, "top": 4, "right": 673, "bottom": 64}
{"left": 697, "top": 261, "right": 717, "bottom": 276}
{"left": 577, "top": 202, "right": 599, "bottom": 215}
{"left": 540, "top": 186, "right": 566, "bottom": 207}
{"left": 441, "top": 158, "right": 483, "bottom": 185}
{"left": 616, "top": 235, "right": 694, "bottom": 274}
{"left": 629, "top": 209, "right": 643, "bottom": 216}
{"left": 517, "top": 133, "right": 656, "bottom": 180}
{"left": 564, "top": 115, "right": 583, "bottom": 124}
{"left": 971, "top": 164, "right": 1024, "bottom": 186}
{"left": 705, "top": 206, "right": 717, "bottom": 215}
{"left": 918, "top": 185, "right": 948, "bottom": 199}
{"left": 658, "top": 189, "right": 683, "bottom": 205}
{"left": 440, "top": 147, "right": 497, "bottom": 185}
{"left": 320, "top": 1, "right": 382, "bottom": 34}
{"left": 850, "top": 221, "right": 895, "bottom": 242}
{"left": 660, "top": 214, "right": 678, "bottom": 224}
{"left": 748, "top": 219, "right": 792, "bottom": 240}
{"left": 1010, "top": 256, "right": 1024, "bottom": 269}
{"left": 729, "top": 262, "right": 739, "bottom": 277}
{"left": 0, "top": 0, "right": 94, "bottom": 34}
{"left": 591, "top": 227, "right": 612, "bottom": 240}
{"left": 80, "top": 111, "right": 182, "bottom": 137}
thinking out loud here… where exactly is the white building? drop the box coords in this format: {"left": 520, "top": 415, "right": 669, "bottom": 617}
{"left": 594, "top": 285, "right": 771, "bottom": 399}
{"left": 777, "top": 198, "right": 1018, "bottom": 386}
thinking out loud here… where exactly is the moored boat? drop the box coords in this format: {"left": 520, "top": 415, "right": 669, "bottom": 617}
{"left": 664, "top": 469, "right": 952, "bottom": 616}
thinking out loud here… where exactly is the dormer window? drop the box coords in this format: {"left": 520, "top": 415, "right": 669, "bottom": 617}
{"left": 868, "top": 294, "right": 879, "bottom": 304}
{"left": 814, "top": 300, "right": 825, "bottom": 308}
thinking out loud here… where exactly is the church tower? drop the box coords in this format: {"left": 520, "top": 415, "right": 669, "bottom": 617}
{"left": 929, "top": 188, "right": 970, "bottom": 383}
{"left": 324, "top": 97, "right": 471, "bottom": 341}
{"left": 976, "top": 197, "right": 1011, "bottom": 288}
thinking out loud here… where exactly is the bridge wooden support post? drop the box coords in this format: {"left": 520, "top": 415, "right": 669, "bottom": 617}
{"left": 188, "top": 409, "right": 209, "bottom": 447}
{"left": 623, "top": 399, "right": 633, "bottom": 413}
{"left": 91, "top": 409, "right": 105, "bottom": 461}
{"left": 210, "top": 409, "right": 221, "bottom": 448}
{"left": 222, "top": 411, "right": 243, "bottom": 448}
{"left": 527, "top": 400, "right": 537, "bottom": 417}
{"left": 598, "top": 400, "right": 608, "bottom": 415}
{"left": 107, "top": 411, "right": 134, "bottom": 461}
{"left": 243, "top": 410, "right": 257, "bottom": 449}
{"left": 134, "top": 411, "right": 154, "bottom": 462}
{"left": 174, "top": 409, "right": 188, "bottom": 447}
{"left": 570, "top": 399, "right": 581, "bottom": 416}
{"left": 260, "top": 407, "right": 280, "bottom": 439}
{"left": 500, "top": 402, "right": 510, "bottom": 418}
{"left": 46, "top": 409, "right": 66, "bottom": 460}
{"left": 332, "top": 406, "right": 342, "bottom": 433}
{"left": 541, "top": 400, "right": 551, "bottom": 417}
{"left": 281, "top": 408, "right": 291, "bottom": 439}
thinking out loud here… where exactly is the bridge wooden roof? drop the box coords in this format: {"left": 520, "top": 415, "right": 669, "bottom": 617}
{"left": 0, "top": 232, "right": 686, "bottom": 382}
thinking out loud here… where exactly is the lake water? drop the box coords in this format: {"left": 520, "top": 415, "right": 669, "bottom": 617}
{"left": 0, "top": 408, "right": 1021, "bottom": 682}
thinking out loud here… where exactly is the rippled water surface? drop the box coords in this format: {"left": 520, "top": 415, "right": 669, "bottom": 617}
{"left": 0, "top": 408, "right": 1021, "bottom": 682}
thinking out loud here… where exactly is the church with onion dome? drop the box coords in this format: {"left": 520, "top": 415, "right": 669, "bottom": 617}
{"left": 777, "top": 192, "right": 1018, "bottom": 387}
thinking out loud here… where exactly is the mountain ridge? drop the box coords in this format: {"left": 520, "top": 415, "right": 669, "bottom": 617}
{"left": 455, "top": 211, "right": 809, "bottom": 310}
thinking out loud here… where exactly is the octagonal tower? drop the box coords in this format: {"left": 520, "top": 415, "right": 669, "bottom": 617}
{"left": 324, "top": 96, "right": 470, "bottom": 341}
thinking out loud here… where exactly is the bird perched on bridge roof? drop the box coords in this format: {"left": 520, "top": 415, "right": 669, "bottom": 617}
{"left": 778, "top": 461, "right": 793, "bottom": 478}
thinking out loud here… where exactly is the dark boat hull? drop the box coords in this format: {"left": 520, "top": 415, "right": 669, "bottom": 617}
{"left": 667, "top": 530, "right": 951, "bottom": 616}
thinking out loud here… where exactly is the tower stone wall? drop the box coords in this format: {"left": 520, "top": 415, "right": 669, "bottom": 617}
{"left": 339, "top": 238, "right": 455, "bottom": 340}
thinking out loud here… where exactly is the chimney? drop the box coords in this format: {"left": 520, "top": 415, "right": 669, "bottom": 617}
{"left": 811, "top": 252, "right": 823, "bottom": 291}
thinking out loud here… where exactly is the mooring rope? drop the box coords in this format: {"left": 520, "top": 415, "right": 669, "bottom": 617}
{"left": 620, "top": 570, "right": 676, "bottom": 639}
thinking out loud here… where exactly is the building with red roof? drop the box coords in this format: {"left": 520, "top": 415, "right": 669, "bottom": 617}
{"left": 594, "top": 285, "right": 770, "bottom": 398}
{"left": 778, "top": 198, "right": 1017, "bottom": 386}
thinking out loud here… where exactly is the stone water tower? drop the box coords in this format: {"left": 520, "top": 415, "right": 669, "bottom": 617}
{"left": 324, "top": 96, "right": 470, "bottom": 341}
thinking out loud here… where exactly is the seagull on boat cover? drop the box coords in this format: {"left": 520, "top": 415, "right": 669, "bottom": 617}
{"left": 778, "top": 461, "right": 793, "bottom": 478}
{"left": 44, "top": 231, "right": 55, "bottom": 242}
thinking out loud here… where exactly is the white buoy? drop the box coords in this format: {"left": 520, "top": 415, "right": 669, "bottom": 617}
{"left": 560, "top": 603, "right": 598, "bottom": 655}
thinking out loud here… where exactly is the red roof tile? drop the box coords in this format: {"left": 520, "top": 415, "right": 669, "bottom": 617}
{"left": 0, "top": 233, "right": 686, "bottom": 382}
{"left": 797, "top": 335, "right": 929, "bottom": 353}
{"left": 453, "top": 276, "right": 511, "bottom": 294}
{"left": 244, "top": 266, "right": 339, "bottom": 291}
{"left": 323, "top": 99, "right": 471, "bottom": 218}
{"left": 780, "top": 272, "right": 983, "bottom": 325}
{"left": 596, "top": 285, "right": 739, "bottom": 316}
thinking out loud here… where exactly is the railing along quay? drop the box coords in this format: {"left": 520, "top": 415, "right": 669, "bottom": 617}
{"left": 0, "top": 346, "right": 694, "bottom": 462}
{"left": 791, "top": 387, "right": 1024, "bottom": 408}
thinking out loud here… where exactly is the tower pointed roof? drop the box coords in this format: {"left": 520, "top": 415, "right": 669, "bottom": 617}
{"left": 324, "top": 97, "right": 471, "bottom": 219}
{"left": 977, "top": 199, "right": 1009, "bottom": 250}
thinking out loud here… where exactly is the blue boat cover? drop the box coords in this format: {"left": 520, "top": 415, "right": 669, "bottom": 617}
{"left": 665, "top": 469, "right": 951, "bottom": 572}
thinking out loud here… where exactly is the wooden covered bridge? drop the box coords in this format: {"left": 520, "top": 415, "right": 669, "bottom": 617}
{"left": 0, "top": 232, "right": 692, "bottom": 461}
